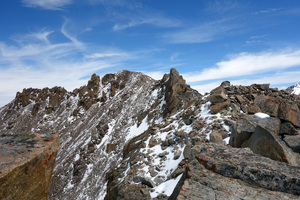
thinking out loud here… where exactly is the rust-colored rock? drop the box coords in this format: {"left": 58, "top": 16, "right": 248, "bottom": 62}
{"left": 0, "top": 132, "right": 59, "bottom": 200}
{"left": 278, "top": 101, "right": 300, "bottom": 127}
{"left": 249, "top": 96, "right": 279, "bottom": 117}
{"left": 209, "top": 100, "right": 230, "bottom": 114}
{"left": 207, "top": 86, "right": 228, "bottom": 103}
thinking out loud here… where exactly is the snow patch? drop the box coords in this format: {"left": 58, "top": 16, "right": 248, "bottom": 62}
{"left": 224, "top": 137, "right": 230, "bottom": 145}
{"left": 74, "top": 154, "right": 80, "bottom": 161}
{"left": 126, "top": 116, "right": 149, "bottom": 142}
{"left": 150, "top": 174, "right": 183, "bottom": 198}
{"left": 254, "top": 112, "right": 270, "bottom": 118}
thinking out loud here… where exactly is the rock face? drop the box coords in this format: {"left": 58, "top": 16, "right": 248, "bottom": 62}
{"left": 175, "top": 143, "right": 300, "bottom": 199}
{"left": 249, "top": 96, "right": 300, "bottom": 127}
{"left": 242, "top": 125, "right": 299, "bottom": 166}
{"left": 284, "top": 134, "right": 300, "bottom": 153}
{"left": 0, "top": 132, "right": 59, "bottom": 200}
{"left": 0, "top": 69, "right": 299, "bottom": 200}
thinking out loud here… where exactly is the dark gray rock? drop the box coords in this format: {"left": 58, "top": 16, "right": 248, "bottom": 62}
{"left": 280, "top": 122, "right": 299, "bottom": 135}
{"left": 232, "top": 114, "right": 281, "bottom": 148}
{"left": 133, "top": 176, "right": 155, "bottom": 188}
{"left": 241, "top": 125, "right": 299, "bottom": 166}
{"left": 176, "top": 158, "right": 299, "bottom": 200}
{"left": 191, "top": 144, "right": 300, "bottom": 196}
{"left": 284, "top": 134, "right": 300, "bottom": 153}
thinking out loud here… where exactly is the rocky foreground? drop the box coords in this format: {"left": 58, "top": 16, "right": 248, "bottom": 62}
{"left": 0, "top": 132, "right": 59, "bottom": 200}
{"left": 0, "top": 69, "right": 299, "bottom": 199}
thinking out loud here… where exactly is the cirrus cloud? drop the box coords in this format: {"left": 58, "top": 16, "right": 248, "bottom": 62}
{"left": 22, "top": 0, "right": 72, "bottom": 10}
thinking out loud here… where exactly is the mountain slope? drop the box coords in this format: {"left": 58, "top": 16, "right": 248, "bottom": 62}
{"left": 287, "top": 82, "right": 300, "bottom": 95}
{"left": 0, "top": 69, "right": 300, "bottom": 200}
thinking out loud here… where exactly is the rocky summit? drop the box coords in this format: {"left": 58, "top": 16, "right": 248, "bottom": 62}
{"left": 0, "top": 69, "right": 300, "bottom": 200}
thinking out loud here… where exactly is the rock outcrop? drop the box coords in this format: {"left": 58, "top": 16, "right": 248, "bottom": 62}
{"left": 174, "top": 144, "right": 300, "bottom": 199}
{"left": 0, "top": 132, "right": 59, "bottom": 200}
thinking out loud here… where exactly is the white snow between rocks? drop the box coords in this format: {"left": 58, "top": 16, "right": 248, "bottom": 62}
{"left": 254, "top": 112, "right": 270, "bottom": 118}
{"left": 126, "top": 116, "right": 149, "bottom": 142}
{"left": 150, "top": 174, "right": 183, "bottom": 198}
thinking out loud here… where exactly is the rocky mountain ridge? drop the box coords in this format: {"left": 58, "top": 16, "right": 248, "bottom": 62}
{"left": 0, "top": 69, "right": 299, "bottom": 200}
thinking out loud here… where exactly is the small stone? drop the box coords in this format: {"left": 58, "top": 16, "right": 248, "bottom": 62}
{"left": 173, "top": 150, "right": 182, "bottom": 160}
{"left": 149, "top": 167, "right": 158, "bottom": 177}
{"left": 209, "top": 131, "right": 224, "bottom": 145}
{"left": 154, "top": 177, "right": 164, "bottom": 185}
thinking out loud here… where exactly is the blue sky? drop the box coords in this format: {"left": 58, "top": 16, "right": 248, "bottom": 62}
{"left": 1, "top": 0, "right": 300, "bottom": 106}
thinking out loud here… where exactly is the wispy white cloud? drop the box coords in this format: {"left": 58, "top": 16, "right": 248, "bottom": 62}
{"left": 253, "top": 8, "right": 282, "bottom": 15}
{"left": 0, "top": 23, "right": 138, "bottom": 106}
{"left": 170, "top": 53, "right": 180, "bottom": 62}
{"left": 206, "top": 0, "right": 239, "bottom": 14}
{"left": 84, "top": 52, "right": 128, "bottom": 59}
{"left": 22, "top": 0, "right": 72, "bottom": 10}
{"left": 246, "top": 35, "right": 267, "bottom": 45}
{"left": 164, "top": 19, "right": 238, "bottom": 44}
{"left": 61, "top": 20, "right": 84, "bottom": 48}
{"left": 184, "top": 49, "right": 300, "bottom": 82}
{"left": 112, "top": 12, "right": 181, "bottom": 31}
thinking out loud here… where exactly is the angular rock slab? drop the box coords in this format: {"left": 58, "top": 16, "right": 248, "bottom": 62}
{"left": 175, "top": 159, "right": 300, "bottom": 200}
{"left": 242, "top": 125, "right": 299, "bottom": 166}
{"left": 280, "top": 122, "right": 299, "bottom": 135}
{"left": 207, "top": 85, "right": 228, "bottom": 104}
{"left": 278, "top": 101, "right": 300, "bottom": 127}
{"left": 232, "top": 114, "right": 281, "bottom": 147}
{"left": 190, "top": 144, "right": 300, "bottom": 196}
{"left": 284, "top": 134, "right": 300, "bottom": 153}
{"left": 249, "top": 96, "right": 279, "bottom": 117}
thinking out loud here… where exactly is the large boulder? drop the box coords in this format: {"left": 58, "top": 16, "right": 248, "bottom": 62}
{"left": 175, "top": 158, "right": 299, "bottom": 200}
{"left": 189, "top": 144, "right": 300, "bottom": 196}
{"left": 249, "top": 96, "right": 279, "bottom": 117}
{"left": 242, "top": 125, "right": 299, "bottom": 166}
{"left": 207, "top": 86, "right": 228, "bottom": 104}
{"left": 249, "top": 96, "right": 300, "bottom": 127}
{"left": 278, "top": 101, "right": 300, "bottom": 127}
{"left": 232, "top": 115, "right": 281, "bottom": 148}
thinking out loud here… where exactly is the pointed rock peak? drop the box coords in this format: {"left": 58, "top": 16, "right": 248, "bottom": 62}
{"left": 170, "top": 67, "right": 179, "bottom": 77}
{"left": 220, "top": 81, "right": 230, "bottom": 88}
{"left": 169, "top": 68, "right": 186, "bottom": 85}
{"left": 162, "top": 68, "right": 201, "bottom": 117}
{"left": 87, "top": 73, "right": 100, "bottom": 90}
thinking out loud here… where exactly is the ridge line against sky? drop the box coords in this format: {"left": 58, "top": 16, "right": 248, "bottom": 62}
{"left": 0, "top": 0, "right": 300, "bottom": 106}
